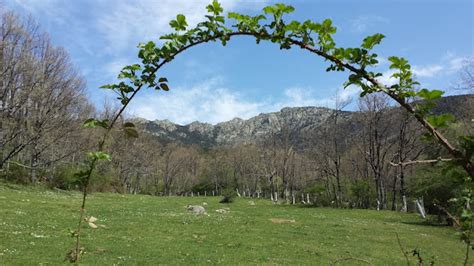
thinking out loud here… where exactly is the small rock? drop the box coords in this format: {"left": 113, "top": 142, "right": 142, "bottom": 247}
{"left": 186, "top": 205, "right": 206, "bottom": 215}
{"left": 270, "top": 218, "right": 296, "bottom": 224}
{"left": 88, "top": 222, "right": 98, "bottom": 229}
{"left": 248, "top": 201, "right": 256, "bottom": 206}
{"left": 215, "top": 209, "right": 229, "bottom": 214}
{"left": 84, "top": 216, "right": 98, "bottom": 223}
{"left": 95, "top": 248, "right": 107, "bottom": 254}
{"left": 202, "top": 202, "right": 208, "bottom": 206}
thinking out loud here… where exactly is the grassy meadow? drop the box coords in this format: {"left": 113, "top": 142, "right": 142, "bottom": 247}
{"left": 0, "top": 183, "right": 468, "bottom": 265}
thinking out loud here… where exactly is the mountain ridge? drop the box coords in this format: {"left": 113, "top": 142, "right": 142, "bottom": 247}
{"left": 136, "top": 94, "right": 473, "bottom": 147}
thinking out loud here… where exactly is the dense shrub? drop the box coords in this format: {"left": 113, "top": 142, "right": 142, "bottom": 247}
{"left": 0, "top": 163, "right": 31, "bottom": 184}
{"left": 48, "top": 164, "right": 82, "bottom": 190}
{"left": 220, "top": 187, "right": 237, "bottom": 203}
{"left": 349, "top": 180, "right": 375, "bottom": 209}
{"left": 408, "top": 164, "right": 465, "bottom": 215}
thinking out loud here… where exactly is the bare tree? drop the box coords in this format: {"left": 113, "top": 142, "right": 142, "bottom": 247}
{"left": 391, "top": 108, "right": 424, "bottom": 211}
{"left": 0, "top": 12, "right": 90, "bottom": 182}
{"left": 460, "top": 58, "right": 474, "bottom": 92}
{"left": 358, "top": 93, "right": 395, "bottom": 210}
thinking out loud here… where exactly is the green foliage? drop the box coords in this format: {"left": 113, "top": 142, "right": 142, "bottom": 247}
{"left": 206, "top": 0, "right": 223, "bottom": 15}
{"left": 459, "top": 135, "right": 474, "bottom": 160}
{"left": 426, "top": 113, "right": 455, "bottom": 128}
{"left": 349, "top": 180, "right": 374, "bottom": 208}
{"left": 49, "top": 164, "right": 83, "bottom": 190}
{"left": 219, "top": 187, "right": 237, "bottom": 203}
{"left": 304, "top": 184, "right": 331, "bottom": 207}
{"left": 385, "top": 56, "right": 419, "bottom": 96}
{"left": 361, "top": 33, "right": 385, "bottom": 50}
{"left": 122, "top": 122, "right": 139, "bottom": 138}
{"left": 170, "top": 14, "right": 188, "bottom": 31}
{"left": 0, "top": 163, "right": 30, "bottom": 184}
{"left": 191, "top": 181, "right": 215, "bottom": 194}
{"left": 87, "top": 151, "right": 111, "bottom": 161}
{"left": 83, "top": 118, "right": 109, "bottom": 129}
{"left": 409, "top": 164, "right": 465, "bottom": 214}
{"left": 417, "top": 88, "right": 444, "bottom": 101}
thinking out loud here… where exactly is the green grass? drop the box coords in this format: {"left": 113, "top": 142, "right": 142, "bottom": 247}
{"left": 0, "top": 183, "right": 468, "bottom": 265}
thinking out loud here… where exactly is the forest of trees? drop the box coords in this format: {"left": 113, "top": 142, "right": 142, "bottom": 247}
{"left": 1, "top": 10, "right": 473, "bottom": 217}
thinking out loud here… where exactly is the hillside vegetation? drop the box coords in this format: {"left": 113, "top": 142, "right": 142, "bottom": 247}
{"left": 0, "top": 183, "right": 467, "bottom": 265}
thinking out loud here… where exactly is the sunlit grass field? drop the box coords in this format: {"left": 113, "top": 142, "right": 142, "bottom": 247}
{"left": 0, "top": 183, "right": 467, "bottom": 265}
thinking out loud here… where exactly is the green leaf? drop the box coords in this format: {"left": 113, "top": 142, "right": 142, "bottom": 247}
{"left": 417, "top": 89, "right": 444, "bottom": 101}
{"left": 285, "top": 20, "right": 301, "bottom": 32}
{"left": 123, "top": 122, "right": 135, "bottom": 128}
{"left": 120, "top": 97, "right": 129, "bottom": 105}
{"left": 82, "top": 119, "right": 108, "bottom": 129}
{"left": 322, "top": 19, "right": 332, "bottom": 29}
{"left": 87, "top": 151, "right": 111, "bottom": 161}
{"left": 388, "top": 56, "right": 409, "bottom": 70}
{"left": 123, "top": 64, "right": 141, "bottom": 71}
{"left": 124, "top": 127, "right": 139, "bottom": 138}
{"left": 275, "top": 3, "right": 294, "bottom": 13}
{"left": 120, "top": 85, "right": 134, "bottom": 93}
{"left": 98, "top": 120, "right": 110, "bottom": 129}
{"left": 426, "top": 113, "right": 455, "bottom": 128}
{"left": 170, "top": 14, "right": 188, "bottom": 31}
{"left": 100, "top": 84, "right": 118, "bottom": 90}
{"left": 263, "top": 6, "right": 276, "bottom": 14}
{"left": 177, "top": 14, "right": 187, "bottom": 27}
{"left": 207, "top": 0, "right": 223, "bottom": 15}
{"left": 160, "top": 83, "right": 170, "bottom": 91}
{"left": 361, "top": 33, "right": 385, "bottom": 50}
{"left": 83, "top": 118, "right": 98, "bottom": 128}
{"left": 158, "top": 77, "right": 168, "bottom": 83}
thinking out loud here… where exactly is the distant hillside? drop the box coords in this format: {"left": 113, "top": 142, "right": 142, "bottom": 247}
{"left": 136, "top": 94, "right": 473, "bottom": 147}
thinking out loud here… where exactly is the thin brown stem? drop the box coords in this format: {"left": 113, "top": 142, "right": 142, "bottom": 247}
{"left": 396, "top": 232, "right": 411, "bottom": 266}
{"left": 463, "top": 239, "right": 470, "bottom": 266}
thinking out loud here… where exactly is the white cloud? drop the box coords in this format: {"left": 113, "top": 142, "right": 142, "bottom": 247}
{"left": 445, "top": 55, "right": 465, "bottom": 72}
{"left": 127, "top": 78, "right": 358, "bottom": 125}
{"left": 128, "top": 77, "right": 266, "bottom": 124}
{"left": 280, "top": 86, "right": 359, "bottom": 109}
{"left": 377, "top": 54, "right": 470, "bottom": 84}
{"left": 9, "top": 0, "right": 70, "bottom": 24}
{"left": 96, "top": 0, "right": 269, "bottom": 53}
{"left": 412, "top": 64, "right": 443, "bottom": 77}
{"left": 349, "top": 16, "right": 389, "bottom": 33}
{"left": 280, "top": 87, "right": 319, "bottom": 107}
{"left": 376, "top": 69, "right": 398, "bottom": 86}
{"left": 436, "top": 52, "right": 468, "bottom": 73}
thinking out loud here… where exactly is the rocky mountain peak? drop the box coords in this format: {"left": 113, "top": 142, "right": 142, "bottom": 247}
{"left": 138, "top": 106, "right": 343, "bottom": 147}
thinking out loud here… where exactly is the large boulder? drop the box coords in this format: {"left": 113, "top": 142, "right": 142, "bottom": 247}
{"left": 186, "top": 205, "right": 206, "bottom": 215}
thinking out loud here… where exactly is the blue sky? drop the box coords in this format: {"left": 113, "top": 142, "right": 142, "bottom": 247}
{"left": 4, "top": 0, "right": 473, "bottom": 124}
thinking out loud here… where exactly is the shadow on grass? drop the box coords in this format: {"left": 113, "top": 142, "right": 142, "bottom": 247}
{"left": 401, "top": 219, "right": 449, "bottom": 227}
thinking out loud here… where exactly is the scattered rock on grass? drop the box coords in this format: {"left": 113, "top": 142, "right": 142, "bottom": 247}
{"left": 88, "top": 222, "right": 98, "bottom": 229}
{"left": 186, "top": 205, "right": 206, "bottom": 215}
{"left": 215, "top": 208, "right": 230, "bottom": 214}
{"left": 270, "top": 218, "right": 296, "bottom": 224}
{"left": 84, "top": 216, "right": 103, "bottom": 229}
{"left": 84, "top": 216, "right": 98, "bottom": 223}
